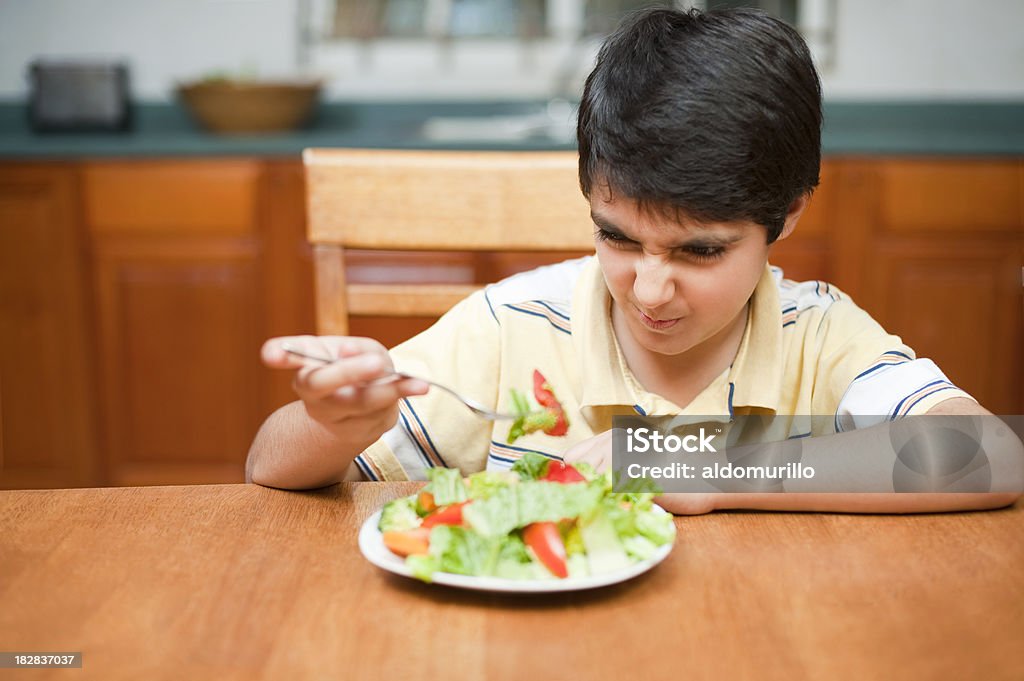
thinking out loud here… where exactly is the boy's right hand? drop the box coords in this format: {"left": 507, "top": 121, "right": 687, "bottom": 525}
{"left": 261, "top": 336, "right": 429, "bottom": 442}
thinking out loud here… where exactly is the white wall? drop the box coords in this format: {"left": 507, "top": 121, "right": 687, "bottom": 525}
{"left": 824, "top": 0, "right": 1024, "bottom": 99}
{"left": 1, "top": 0, "right": 1022, "bottom": 101}
{"left": 0, "top": 0, "right": 299, "bottom": 100}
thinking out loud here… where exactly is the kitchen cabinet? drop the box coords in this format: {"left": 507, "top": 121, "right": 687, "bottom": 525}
{"left": 0, "top": 159, "right": 315, "bottom": 489}
{"left": 85, "top": 160, "right": 265, "bottom": 485}
{"left": 83, "top": 160, "right": 316, "bottom": 486}
{"left": 0, "top": 156, "right": 1020, "bottom": 490}
{"left": 0, "top": 165, "right": 100, "bottom": 488}
{"left": 832, "top": 159, "right": 1023, "bottom": 416}
{"left": 767, "top": 161, "right": 835, "bottom": 281}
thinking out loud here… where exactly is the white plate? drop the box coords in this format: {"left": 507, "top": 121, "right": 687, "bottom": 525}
{"left": 358, "top": 506, "right": 675, "bottom": 593}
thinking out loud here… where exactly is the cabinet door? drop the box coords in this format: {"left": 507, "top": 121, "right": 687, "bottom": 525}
{"left": 768, "top": 160, "right": 835, "bottom": 283}
{"left": 866, "top": 238, "right": 1022, "bottom": 414}
{"left": 84, "top": 160, "right": 264, "bottom": 486}
{"left": 259, "top": 160, "right": 316, "bottom": 415}
{"left": 92, "top": 239, "right": 262, "bottom": 485}
{"left": 845, "top": 159, "right": 1024, "bottom": 413}
{"left": 0, "top": 165, "right": 100, "bottom": 489}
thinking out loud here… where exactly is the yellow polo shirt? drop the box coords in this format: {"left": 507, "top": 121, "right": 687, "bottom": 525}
{"left": 354, "top": 257, "right": 974, "bottom": 481}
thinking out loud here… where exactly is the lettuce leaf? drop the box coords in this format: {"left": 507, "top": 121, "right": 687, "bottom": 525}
{"left": 510, "top": 451, "right": 552, "bottom": 481}
{"left": 462, "top": 485, "right": 519, "bottom": 539}
{"left": 579, "top": 512, "right": 632, "bottom": 575}
{"left": 516, "top": 480, "right": 604, "bottom": 526}
{"left": 466, "top": 470, "right": 518, "bottom": 500}
{"left": 426, "top": 467, "right": 468, "bottom": 506}
{"left": 427, "top": 525, "right": 501, "bottom": 577}
{"left": 463, "top": 480, "right": 605, "bottom": 538}
{"left": 377, "top": 496, "right": 422, "bottom": 532}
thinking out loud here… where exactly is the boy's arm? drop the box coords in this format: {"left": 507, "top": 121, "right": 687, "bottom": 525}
{"left": 658, "top": 398, "right": 1023, "bottom": 514}
{"left": 245, "top": 337, "right": 428, "bottom": 490}
{"left": 246, "top": 400, "right": 375, "bottom": 489}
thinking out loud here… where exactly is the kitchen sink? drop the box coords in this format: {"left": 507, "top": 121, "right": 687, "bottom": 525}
{"left": 419, "top": 99, "right": 576, "bottom": 144}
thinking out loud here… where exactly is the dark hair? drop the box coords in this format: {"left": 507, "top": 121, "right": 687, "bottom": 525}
{"left": 577, "top": 7, "right": 822, "bottom": 243}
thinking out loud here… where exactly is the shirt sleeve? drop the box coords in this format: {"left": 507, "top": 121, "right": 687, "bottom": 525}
{"left": 810, "top": 297, "right": 976, "bottom": 432}
{"left": 357, "top": 290, "right": 501, "bottom": 480}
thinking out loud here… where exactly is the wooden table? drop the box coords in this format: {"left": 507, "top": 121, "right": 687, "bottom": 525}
{"left": 1, "top": 483, "right": 1021, "bottom": 680}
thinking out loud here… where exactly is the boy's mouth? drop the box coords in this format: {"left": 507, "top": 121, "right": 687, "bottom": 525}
{"left": 637, "top": 309, "right": 681, "bottom": 331}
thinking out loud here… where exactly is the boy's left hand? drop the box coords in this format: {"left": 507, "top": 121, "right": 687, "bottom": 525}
{"left": 562, "top": 430, "right": 717, "bottom": 515}
{"left": 562, "top": 430, "right": 614, "bottom": 472}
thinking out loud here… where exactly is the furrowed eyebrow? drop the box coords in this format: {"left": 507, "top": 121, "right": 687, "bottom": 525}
{"left": 683, "top": 234, "right": 743, "bottom": 248}
{"left": 591, "top": 211, "right": 744, "bottom": 249}
{"left": 591, "top": 213, "right": 633, "bottom": 240}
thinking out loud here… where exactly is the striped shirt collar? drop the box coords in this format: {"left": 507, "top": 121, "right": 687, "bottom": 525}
{"left": 727, "top": 264, "right": 784, "bottom": 413}
{"left": 570, "top": 258, "right": 783, "bottom": 417}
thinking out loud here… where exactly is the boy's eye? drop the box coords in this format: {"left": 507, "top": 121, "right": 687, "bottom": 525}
{"left": 594, "top": 227, "right": 633, "bottom": 246}
{"left": 595, "top": 226, "right": 726, "bottom": 261}
{"left": 683, "top": 245, "right": 726, "bottom": 261}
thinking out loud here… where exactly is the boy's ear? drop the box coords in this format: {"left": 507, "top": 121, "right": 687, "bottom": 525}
{"left": 776, "top": 192, "right": 812, "bottom": 242}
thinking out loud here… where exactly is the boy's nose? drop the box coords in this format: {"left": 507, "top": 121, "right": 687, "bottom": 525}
{"left": 633, "top": 257, "right": 675, "bottom": 310}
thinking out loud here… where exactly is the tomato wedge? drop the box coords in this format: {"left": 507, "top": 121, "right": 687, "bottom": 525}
{"left": 382, "top": 528, "right": 430, "bottom": 557}
{"left": 533, "top": 369, "right": 559, "bottom": 409}
{"left": 545, "top": 412, "right": 569, "bottom": 437}
{"left": 532, "top": 369, "right": 569, "bottom": 436}
{"left": 421, "top": 501, "right": 470, "bottom": 528}
{"left": 542, "top": 461, "right": 586, "bottom": 484}
{"left": 523, "top": 521, "right": 568, "bottom": 578}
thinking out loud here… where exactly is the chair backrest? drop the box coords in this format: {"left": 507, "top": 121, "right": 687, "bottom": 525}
{"left": 304, "top": 148, "right": 595, "bottom": 335}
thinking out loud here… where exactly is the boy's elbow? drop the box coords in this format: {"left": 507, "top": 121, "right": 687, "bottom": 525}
{"left": 244, "top": 455, "right": 258, "bottom": 485}
{"left": 926, "top": 491, "right": 1021, "bottom": 513}
{"left": 244, "top": 447, "right": 265, "bottom": 486}
{"left": 976, "top": 491, "right": 1021, "bottom": 510}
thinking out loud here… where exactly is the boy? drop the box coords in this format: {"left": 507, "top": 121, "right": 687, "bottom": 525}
{"left": 246, "top": 8, "right": 1020, "bottom": 513}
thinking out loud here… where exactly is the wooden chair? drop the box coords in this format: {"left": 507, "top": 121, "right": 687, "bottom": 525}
{"left": 303, "top": 148, "right": 596, "bottom": 336}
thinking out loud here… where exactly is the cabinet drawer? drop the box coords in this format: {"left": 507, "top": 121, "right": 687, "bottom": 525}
{"left": 83, "top": 160, "right": 261, "bottom": 234}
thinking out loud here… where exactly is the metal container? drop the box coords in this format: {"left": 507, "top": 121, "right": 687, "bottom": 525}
{"left": 28, "top": 61, "right": 132, "bottom": 132}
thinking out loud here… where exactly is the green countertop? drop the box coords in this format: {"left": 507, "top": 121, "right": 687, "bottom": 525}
{"left": 1, "top": 100, "right": 1021, "bottom": 159}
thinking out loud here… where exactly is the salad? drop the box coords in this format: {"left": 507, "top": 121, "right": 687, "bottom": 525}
{"left": 376, "top": 452, "right": 675, "bottom": 583}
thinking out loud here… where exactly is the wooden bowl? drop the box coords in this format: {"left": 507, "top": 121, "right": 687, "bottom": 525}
{"left": 177, "top": 79, "right": 321, "bottom": 134}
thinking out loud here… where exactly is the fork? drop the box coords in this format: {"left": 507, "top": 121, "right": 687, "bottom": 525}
{"left": 280, "top": 344, "right": 521, "bottom": 421}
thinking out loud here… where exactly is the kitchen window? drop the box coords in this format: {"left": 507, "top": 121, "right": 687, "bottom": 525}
{"left": 302, "top": 0, "right": 834, "bottom": 99}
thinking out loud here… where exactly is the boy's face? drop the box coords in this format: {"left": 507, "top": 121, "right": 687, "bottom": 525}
{"left": 592, "top": 192, "right": 781, "bottom": 360}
